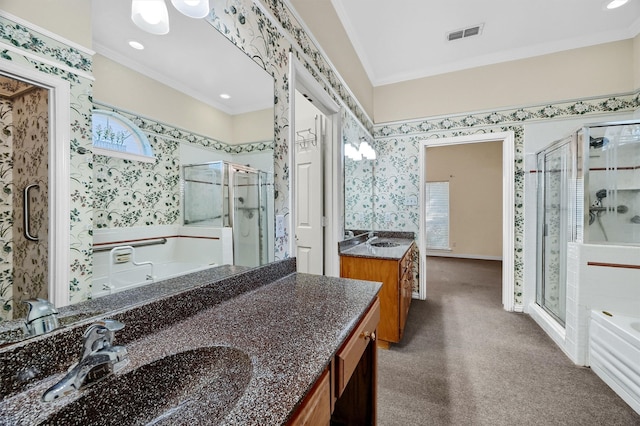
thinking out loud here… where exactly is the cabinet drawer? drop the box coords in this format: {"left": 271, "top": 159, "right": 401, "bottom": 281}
{"left": 335, "top": 298, "right": 380, "bottom": 397}
{"left": 288, "top": 368, "right": 331, "bottom": 425}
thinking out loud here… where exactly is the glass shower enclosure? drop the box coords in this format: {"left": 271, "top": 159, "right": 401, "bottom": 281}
{"left": 182, "top": 161, "right": 273, "bottom": 267}
{"left": 536, "top": 119, "right": 640, "bottom": 327}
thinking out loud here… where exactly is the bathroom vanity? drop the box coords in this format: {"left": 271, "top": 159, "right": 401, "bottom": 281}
{"left": 0, "top": 259, "right": 381, "bottom": 425}
{"left": 339, "top": 232, "right": 415, "bottom": 349}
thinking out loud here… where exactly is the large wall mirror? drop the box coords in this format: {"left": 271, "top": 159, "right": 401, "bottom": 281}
{"left": 344, "top": 141, "right": 375, "bottom": 231}
{"left": 0, "top": 1, "right": 275, "bottom": 342}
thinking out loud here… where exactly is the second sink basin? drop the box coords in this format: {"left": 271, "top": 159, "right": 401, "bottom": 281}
{"left": 371, "top": 241, "right": 400, "bottom": 248}
{"left": 42, "top": 346, "right": 251, "bottom": 425}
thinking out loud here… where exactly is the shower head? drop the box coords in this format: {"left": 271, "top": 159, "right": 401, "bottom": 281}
{"left": 596, "top": 189, "right": 607, "bottom": 200}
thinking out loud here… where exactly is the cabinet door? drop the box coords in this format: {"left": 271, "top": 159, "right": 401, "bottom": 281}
{"left": 288, "top": 369, "right": 331, "bottom": 426}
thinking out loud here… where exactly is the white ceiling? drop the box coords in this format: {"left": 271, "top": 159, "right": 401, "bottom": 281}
{"left": 329, "top": 0, "right": 640, "bottom": 86}
{"left": 91, "top": 0, "right": 273, "bottom": 115}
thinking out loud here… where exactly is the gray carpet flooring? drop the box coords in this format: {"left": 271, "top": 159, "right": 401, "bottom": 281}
{"left": 377, "top": 257, "right": 640, "bottom": 426}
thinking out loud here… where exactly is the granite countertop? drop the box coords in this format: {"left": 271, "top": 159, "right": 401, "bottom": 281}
{"left": 0, "top": 264, "right": 253, "bottom": 347}
{"left": 339, "top": 232, "right": 415, "bottom": 261}
{"left": 0, "top": 269, "right": 381, "bottom": 425}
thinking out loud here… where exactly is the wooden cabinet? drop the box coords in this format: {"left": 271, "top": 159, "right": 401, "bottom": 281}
{"left": 340, "top": 243, "right": 414, "bottom": 349}
{"left": 287, "top": 298, "right": 380, "bottom": 426}
{"left": 288, "top": 369, "right": 331, "bottom": 426}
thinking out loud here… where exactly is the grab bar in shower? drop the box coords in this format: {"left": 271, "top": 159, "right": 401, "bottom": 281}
{"left": 24, "top": 184, "right": 39, "bottom": 242}
{"left": 93, "top": 237, "right": 167, "bottom": 253}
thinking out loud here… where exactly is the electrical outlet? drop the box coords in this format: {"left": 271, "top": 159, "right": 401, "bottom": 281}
{"left": 276, "top": 215, "right": 285, "bottom": 238}
{"left": 385, "top": 212, "right": 393, "bottom": 222}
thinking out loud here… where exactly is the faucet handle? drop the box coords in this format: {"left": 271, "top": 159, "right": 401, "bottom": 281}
{"left": 81, "top": 320, "right": 125, "bottom": 359}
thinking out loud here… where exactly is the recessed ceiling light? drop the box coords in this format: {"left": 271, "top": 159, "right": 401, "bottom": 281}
{"left": 128, "top": 40, "right": 145, "bottom": 50}
{"left": 220, "top": 93, "right": 231, "bottom": 99}
{"left": 605, "top": 0, "right": 628, "bottom": 9}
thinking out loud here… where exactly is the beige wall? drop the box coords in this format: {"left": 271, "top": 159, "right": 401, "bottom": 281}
{"left": 93, "top": 54, "right": 235, "bottom": 143}
{"left": 426, "top": 141, "right": 503, "bottom": 258}
{"left": 375, "top": 40, "right": 635, "bottom": 123}
{"left": 0, "top": 0, "right": 91, "bottom": 48}
{"left": 232, "top": 108, "right": 274, "bottom": 144}
{"left": 287, "top": 0, "right": 374, "bottom": 119}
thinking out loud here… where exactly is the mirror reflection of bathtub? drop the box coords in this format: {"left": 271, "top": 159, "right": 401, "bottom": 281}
{"left": 92, "top": 225, "right": 233, "bottom": 299}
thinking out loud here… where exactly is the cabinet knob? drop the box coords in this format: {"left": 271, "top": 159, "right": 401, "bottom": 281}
{"left": 362, "top": 330, "right": 376, "bottom": 341}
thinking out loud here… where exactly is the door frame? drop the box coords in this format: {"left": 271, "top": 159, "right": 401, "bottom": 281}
{"left": 288, "top": 54, "right": 342, "bottom": 276}
{"left": 418, "top": 131, "right": 516, "bottom": 311}
{"left": 0, "top": 61, "right": 71, "bottom": 308}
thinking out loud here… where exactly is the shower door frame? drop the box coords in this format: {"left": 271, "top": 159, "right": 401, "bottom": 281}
{"left": 228, "top": 163, "right": 270, "bottom": 267}
{"left": 535, "top": 135, "right": 578, "bottom": 327}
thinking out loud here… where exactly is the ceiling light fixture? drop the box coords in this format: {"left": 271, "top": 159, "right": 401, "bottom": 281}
{"left": 171, "top": 0, "right": 210, "bottom": 18}
{"left": 220, "top": 93, "right": 231, "bottom": 99}
{"left": 128, "top": 40, "right": 145, "bottom": 50}
{"left": 131, "top": 0, "right": 211, "bottom": 35}
{"left": 131, "top": 0, "right": 170, "bottom": 35}
{"left": 605, "top": 0, "right": 629, "bottom": 9}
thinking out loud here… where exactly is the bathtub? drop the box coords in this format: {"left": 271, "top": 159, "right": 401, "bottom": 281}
{"left": 589, "top": 310, "right": 640, "bottom": 414}
{"left": 92, "top": 261, "right": 217, "bottom": 299}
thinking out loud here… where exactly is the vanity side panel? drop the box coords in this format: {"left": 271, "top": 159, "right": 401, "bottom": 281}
{"left": 340, "top": 256, "right": 399, "bottom": 343}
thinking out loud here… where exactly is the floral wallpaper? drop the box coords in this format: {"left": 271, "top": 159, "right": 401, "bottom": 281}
{"left": 0, "top": 14, "right": 95, "bottom": 305}
{"left": 0, "top": 98, "right": 13, "bottom": 320}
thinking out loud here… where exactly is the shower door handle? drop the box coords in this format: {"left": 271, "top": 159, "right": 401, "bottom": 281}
{"left": 24, "top": 184, "right": 39, "bottom": 242}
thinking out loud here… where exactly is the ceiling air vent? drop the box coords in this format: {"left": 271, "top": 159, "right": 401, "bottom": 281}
{"left": 447, "top": 24, "right": 483, "bottom": 41}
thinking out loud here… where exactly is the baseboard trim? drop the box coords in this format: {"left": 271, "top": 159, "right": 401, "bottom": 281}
{"left": 426, "top": 252, "right": 503, "bottom": 261}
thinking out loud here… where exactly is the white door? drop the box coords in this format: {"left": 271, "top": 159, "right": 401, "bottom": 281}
{"left": 295, "top": 113, "right": 324, "bottom": 274}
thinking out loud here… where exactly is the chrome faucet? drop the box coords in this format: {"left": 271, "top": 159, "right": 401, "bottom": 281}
{"left": 365, "top": 231, "right": 378, "bottom": 245}
{"left": 42, "top": 319, "right": 129, "bottom": 402}
{"left": 23, "top": 298, "right": 60, "bottom": 337}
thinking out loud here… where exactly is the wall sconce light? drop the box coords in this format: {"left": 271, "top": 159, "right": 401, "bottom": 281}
{"left": 132, "top": 0, "right": 211, "bottom": 35}
{"left": 345, "top": 139, "right": 376, "bottom": 161}
{"left": 345, "top": 143, "right": 362, "bottom": 161}
{"left": 359, "top": 140, "right": 376, "bottom": 160}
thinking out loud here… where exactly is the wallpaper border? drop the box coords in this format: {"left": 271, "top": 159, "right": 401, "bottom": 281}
{"left": 375, "top": 91, "right": 640, "bottom": 138}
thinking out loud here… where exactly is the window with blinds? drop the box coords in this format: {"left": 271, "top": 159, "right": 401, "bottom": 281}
{"left": 425, "top": 181, "right": 450, "bottom": 250}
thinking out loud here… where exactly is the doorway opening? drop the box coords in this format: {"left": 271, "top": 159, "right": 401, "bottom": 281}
{"left": 419, "top": 132, "right": 516, "bottom": 311}
{"left": 288, "top": 54, "right": 342, "bottom": 276}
